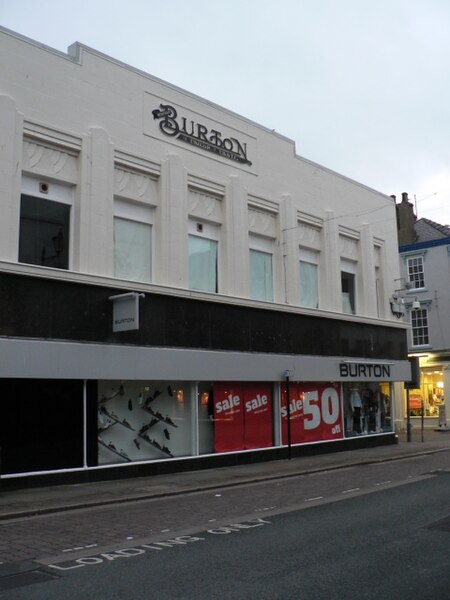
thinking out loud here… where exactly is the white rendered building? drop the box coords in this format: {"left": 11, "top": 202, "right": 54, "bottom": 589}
{"left": 0, "top": 28, "right": 410, "bottom": 482}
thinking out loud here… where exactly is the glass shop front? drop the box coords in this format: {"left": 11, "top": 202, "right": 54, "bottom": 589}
{"left": 96, "top": 379, "right": 394, "bottom": 465}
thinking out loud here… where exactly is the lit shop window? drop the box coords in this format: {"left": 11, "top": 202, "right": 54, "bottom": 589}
{"left": 19, "top": 193, "right": 70, "bottom": 270}
{"left": 114, "top": 218, "right": 152, "bottom": 283}
{"left": 411, "top": 306, "right": 429, "bottom": 347}
{"left": 342, "top": 382, "right": 392, "bottom": 436}
{"left": 407, "top": 256, "right": 425, "bottom": 289}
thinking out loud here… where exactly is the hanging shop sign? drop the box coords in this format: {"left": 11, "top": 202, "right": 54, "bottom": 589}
{"left": 213, "top": 383, "right": 272, "bottom": 452}
{"left": 281, "top": 382, "right": 344, "bottom": 444}
{"left": 152, "top": 104, "right": 252, "bottom": 166}
{"left": 109, "top": 292, "right": 145, "bottom": 332}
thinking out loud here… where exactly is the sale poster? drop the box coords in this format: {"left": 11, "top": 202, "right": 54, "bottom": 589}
{"left": 213, "top": 383, "right": 245, "bottom": 452}
{"left": 281, "top": 382, "right": 344, "bottom": 444}
{"left": 214, "top": 383, "right": 273, "bottom": 452}
{"left": 243, "top": 384, "right": 272, "bottom": 449}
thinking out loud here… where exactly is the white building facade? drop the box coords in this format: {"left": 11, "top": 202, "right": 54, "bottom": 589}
{"left": 396, "top": 194, "right": 450, "bottom": 429}
{"left": 0, "top": 28, "right": 410, "bottom": 482}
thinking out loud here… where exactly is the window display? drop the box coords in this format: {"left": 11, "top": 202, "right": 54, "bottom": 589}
{"left": 406, "top": 367, "right": 445, "bottom": 417}
{"left": 342, "top": 382, "right": 391, "bottom": 436}
{"left": 97, "top": 381, "right": 191, "bottom": 464}
{"left": 97, "top": 379, "right": 393, "bottom": 466}
{"left": 197, "top": 382, "right": 214, "bottom": 454}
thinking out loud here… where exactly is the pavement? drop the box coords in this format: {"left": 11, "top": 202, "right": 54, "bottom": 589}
{"left": 1, "top": 429, "right": 449, "bottom": 521}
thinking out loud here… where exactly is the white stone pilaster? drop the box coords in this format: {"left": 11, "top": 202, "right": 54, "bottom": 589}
{"left": 0, "top": 95, "right": 22, "bottom": 262}
{"left": 78, "top": 128, "right": 114, "bottom": 275}
{"left": 279, "top": 194, "right": 299, "bottom": 305}
{"left": 223, "top": 175, "right": 249, "bottom": 298}
{"left": 322, "top": 210, "right": 341, "bottom": 312}
{"left": 156, "top": 153, "right": 188, "bottom": 288}
{"left": 360, "top": 223, "right": 377, "bottom": 317}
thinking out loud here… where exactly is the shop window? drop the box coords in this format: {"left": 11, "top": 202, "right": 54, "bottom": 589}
{"left": 198, "top": 382, "right": 215, "bottom": 454}
{"left": 19, "top": 194, "right": 70, "bottom": 269}
{"left": 250, "top": 249, "right": 273, "bottom": 301}
{"left": 97, "top": 381, "right": 191, "bottom": 464}
{"left": 407, "top": 256, "right": 425, "bottom": 289}
{"left": 114, "top": 218, "right": 152, "bottom": 282}
{"left": 341, "top": 271, "right": 355, "bottom": 314}
{"left": 342, "top": 382, "right": 392, "bottom": 436}
{"left": 420, "top": 368, "right": 445, "bottom": 417}
{"left": 411, "top": 307, "right": 429, "bottom": 347}
{"left": 188, "top": 235, "right": 218, "bottom": 293}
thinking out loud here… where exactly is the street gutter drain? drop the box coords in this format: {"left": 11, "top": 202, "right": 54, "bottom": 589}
{"left": 427, "top": 515, "right": 450, "bottom": 533}
{"left": 0, "top": 569, "right": 60, "bottom": 591}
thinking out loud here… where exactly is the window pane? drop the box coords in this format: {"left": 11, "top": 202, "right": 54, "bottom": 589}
{"left": 189, "top": 235, "right": 218, "bottom": 292}
{"left": 300, "top": 261, "right": 318, "bottom": 308}
{"left": 341, "top": 271, "right": 355, "bottom": 314}
{"left": 411, "top": 308, "right": 429, "bottom": 346}
{"left": 114, "top": 218, "right": 152, "bottom": 282}
{"left": 19, "top": 194, "right": 70, "bottom": 269}
{"left": 407, "top": 257, "right": 424, "bottom": 288}
{"left": 250, "top": 249, "right": 273, "bottom": 301}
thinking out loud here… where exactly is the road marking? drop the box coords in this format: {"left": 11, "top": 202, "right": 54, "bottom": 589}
{"left": 47, "top": 520, "right": 272, "bottom": 572}
{"left": 375, "top": 480, "right": 392, "bottom": 486}
{"left": 304, "top": 496, "right": 323, "bottom": 502}
{"left": 342, "top": 488, "right": 360, "bottom": 494}
{"left": 62, "top": 544, "right": 98, "bottom": 553}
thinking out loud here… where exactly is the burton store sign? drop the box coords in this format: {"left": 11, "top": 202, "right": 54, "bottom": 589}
{"left": 152, "top": 103, "right": 252, "bottom": 166}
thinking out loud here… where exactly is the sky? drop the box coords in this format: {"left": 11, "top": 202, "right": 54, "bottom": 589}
{"left": 1, "top": 0, "right": 450, "bottom": 225}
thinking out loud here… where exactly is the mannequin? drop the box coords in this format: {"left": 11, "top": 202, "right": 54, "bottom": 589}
{"left": 350, "top": 386, "right": 362, "bottom": 434}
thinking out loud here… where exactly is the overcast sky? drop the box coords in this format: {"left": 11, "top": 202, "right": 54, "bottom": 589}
{"left": 2, "top": 0, "right": 450, "bottom": 225}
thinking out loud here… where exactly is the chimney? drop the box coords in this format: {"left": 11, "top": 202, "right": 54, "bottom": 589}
{"left": 395, "top": 192, "right": 417, "bottom": 245}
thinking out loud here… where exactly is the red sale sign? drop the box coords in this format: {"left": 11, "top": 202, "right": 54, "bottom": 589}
{"left": 214, "top": 383, "right": 273, "bottom": 452}
{"left": 213, "top": 383, "right": 245, "bottom": 452}
{"left": 243, "top": 384, "right": 272, "bottom": 449}
{"left": 281, "top": 382, "right": 344, "bottom": 444}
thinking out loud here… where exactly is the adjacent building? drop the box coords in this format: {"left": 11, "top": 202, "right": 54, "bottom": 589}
{"left": 0, "top": 28, "right": 411, "bottom": 483}
{"left": 396, "top": 193, "right": 450, "bottom": 428}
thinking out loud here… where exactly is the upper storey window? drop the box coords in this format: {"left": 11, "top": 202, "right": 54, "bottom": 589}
{"left": 188, "top": 221, "right": 219, "bottom": 293}
{"left": 249, "top": 235, "right": 274, "bottom": 302}
{"left": 19, "top": 179, "right": 72, "bottom": 270}
{"left": 299, "top": 248, "right": 319, "bottom": 309}
{"left": 114, "top": 218, "right": 152, "bottom": 283}
{"left": 407, "top": 256, "right": 425, "bottom": 289}
{"left": 341, "top": 271, "right": 356, "bottom": 315}
{"left": 113, "top": 199, "right": 153, "bottom": 283}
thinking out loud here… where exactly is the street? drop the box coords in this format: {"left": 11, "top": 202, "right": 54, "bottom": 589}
{"left": 0, "top": 452, "right": 449, "bottom": 599}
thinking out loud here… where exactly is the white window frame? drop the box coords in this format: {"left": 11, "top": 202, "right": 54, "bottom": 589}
{"left": 19, "top": 176, "right": 74, "bottom": 270}
{"left": 341, "top": 259, "right": 357, "bottom": 315}
{"left": 113, "top": 199, "right": 154, "bottom": 283}
{"left": 249, "top": 235, "right": 274, "bottom": 302}
{"left": 411, "top": 306, "right": 430, "bottom": 347}
{"left": 407, "top": 255, "right": 425, "bottom": 290}
{"left": 299, "top": 247, "right": 319, "bottom": 309}
{"left": 188, "top": 220, "right": 220, "bottom": 293}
